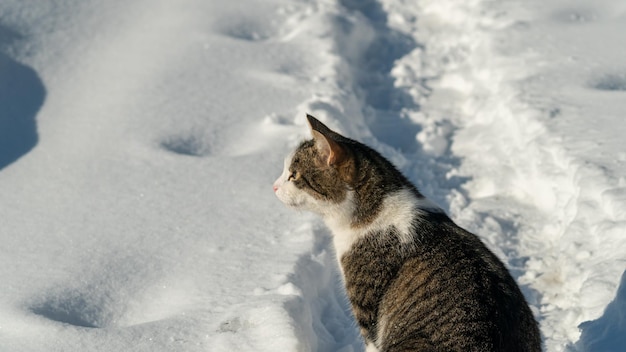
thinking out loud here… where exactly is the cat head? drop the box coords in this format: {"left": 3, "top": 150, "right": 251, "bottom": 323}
{"left": 273, "top": 114, "right": 355, "bottom": 215}
{"left": 273, "top": 114, "right": 414, "bottom": 224}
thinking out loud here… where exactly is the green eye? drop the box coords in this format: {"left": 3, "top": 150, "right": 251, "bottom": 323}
{"left": 288, "top": 171, "right": 300, "bottom": 181}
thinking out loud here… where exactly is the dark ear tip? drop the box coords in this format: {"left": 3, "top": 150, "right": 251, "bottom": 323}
{"left": 307, "top": 113, "right": 325, "bottom": 131}
{"left": 306, "top": 113, "right": 335, "bottom": 138}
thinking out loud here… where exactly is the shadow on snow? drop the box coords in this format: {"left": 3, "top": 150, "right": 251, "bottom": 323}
{"left": 339, "top": 0, "right": 422, "bottom": 154}
{"left": 0, "top": 25, "right": 45, "bottom": 171}
{"left": 576, "top": 269, "right": 626, "bottom": 352}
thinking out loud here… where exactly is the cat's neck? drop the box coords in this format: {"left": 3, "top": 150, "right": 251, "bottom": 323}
{"left": 324, "top": 187, "right": 442, "bottom": 260}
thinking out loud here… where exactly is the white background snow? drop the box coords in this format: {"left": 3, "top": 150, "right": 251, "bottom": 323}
{"left": 1, "top": 0, "right": 625, "bottom": 351}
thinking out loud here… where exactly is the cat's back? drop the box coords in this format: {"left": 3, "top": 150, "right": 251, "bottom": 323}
{"left": 341, "top": 215, "right": 541, "bottom": 352}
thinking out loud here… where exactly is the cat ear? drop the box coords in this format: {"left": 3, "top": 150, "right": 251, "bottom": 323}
{"left": 306, "top": 114, "right": 346, "bottom": 166}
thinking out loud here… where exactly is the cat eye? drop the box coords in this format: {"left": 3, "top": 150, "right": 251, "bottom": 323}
{"left": 288, "top": 170, "right": 300, "bottom": 181}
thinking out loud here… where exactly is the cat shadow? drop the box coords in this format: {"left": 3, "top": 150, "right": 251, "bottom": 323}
{"left": 575, "top": 269, "right": 626, "bottom": 352}
{"left": 0, "top": 25, "right": 45, "bottom": 171}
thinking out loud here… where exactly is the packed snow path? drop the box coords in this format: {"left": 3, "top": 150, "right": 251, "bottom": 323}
{"left": 1, "top": 0, "right": 625, "bottom": 351}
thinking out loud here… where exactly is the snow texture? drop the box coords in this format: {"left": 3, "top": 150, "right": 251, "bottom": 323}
{"left": 0, "top": 0, "right": 624, "bottom": 351}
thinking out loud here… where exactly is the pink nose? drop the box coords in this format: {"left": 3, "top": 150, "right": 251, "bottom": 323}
{"left": 273, "top": 185, "right": 278, "bottom": 192}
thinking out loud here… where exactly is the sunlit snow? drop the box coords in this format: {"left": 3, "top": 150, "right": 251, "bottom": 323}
{"left": 1, "top": 0, "right": 625, "bottom": 351}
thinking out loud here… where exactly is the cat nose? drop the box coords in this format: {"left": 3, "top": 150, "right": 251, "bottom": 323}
{"left": 273, "top": 184, "right": 278, "bottom": 192}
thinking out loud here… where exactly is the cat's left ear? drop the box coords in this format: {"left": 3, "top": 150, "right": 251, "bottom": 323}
{"left": 307, "top": 114, "right": 346, "bottom": 167}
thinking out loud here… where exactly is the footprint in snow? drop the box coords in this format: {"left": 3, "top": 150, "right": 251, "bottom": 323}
{"left": 160, "top": 133, "right": 212, "bottom": 157}
{"left": 588, "top": 72, "right": 626, "bottom": 92}
{"left": 213, "top": 15, "right": 276, "bottom": 42}
{"left": 30, "top": 289, "right": 116, "bottom": 328}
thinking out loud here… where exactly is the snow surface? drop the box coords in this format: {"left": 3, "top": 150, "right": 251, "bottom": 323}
{"left": 1, "top": 0, "right": 625, "bottom": 351}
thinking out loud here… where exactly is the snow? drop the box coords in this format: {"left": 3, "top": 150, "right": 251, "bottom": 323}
{"left": 0, "top": 0, "right": 624, "bottom": 351}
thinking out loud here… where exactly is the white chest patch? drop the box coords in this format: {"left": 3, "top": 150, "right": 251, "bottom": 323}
{"left": 325, "top": 187, "right": 443, "bottom": 260}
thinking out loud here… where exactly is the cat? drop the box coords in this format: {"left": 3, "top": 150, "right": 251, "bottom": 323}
{"left": 273, "top": 114, "right": 542, "bottom": 352}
